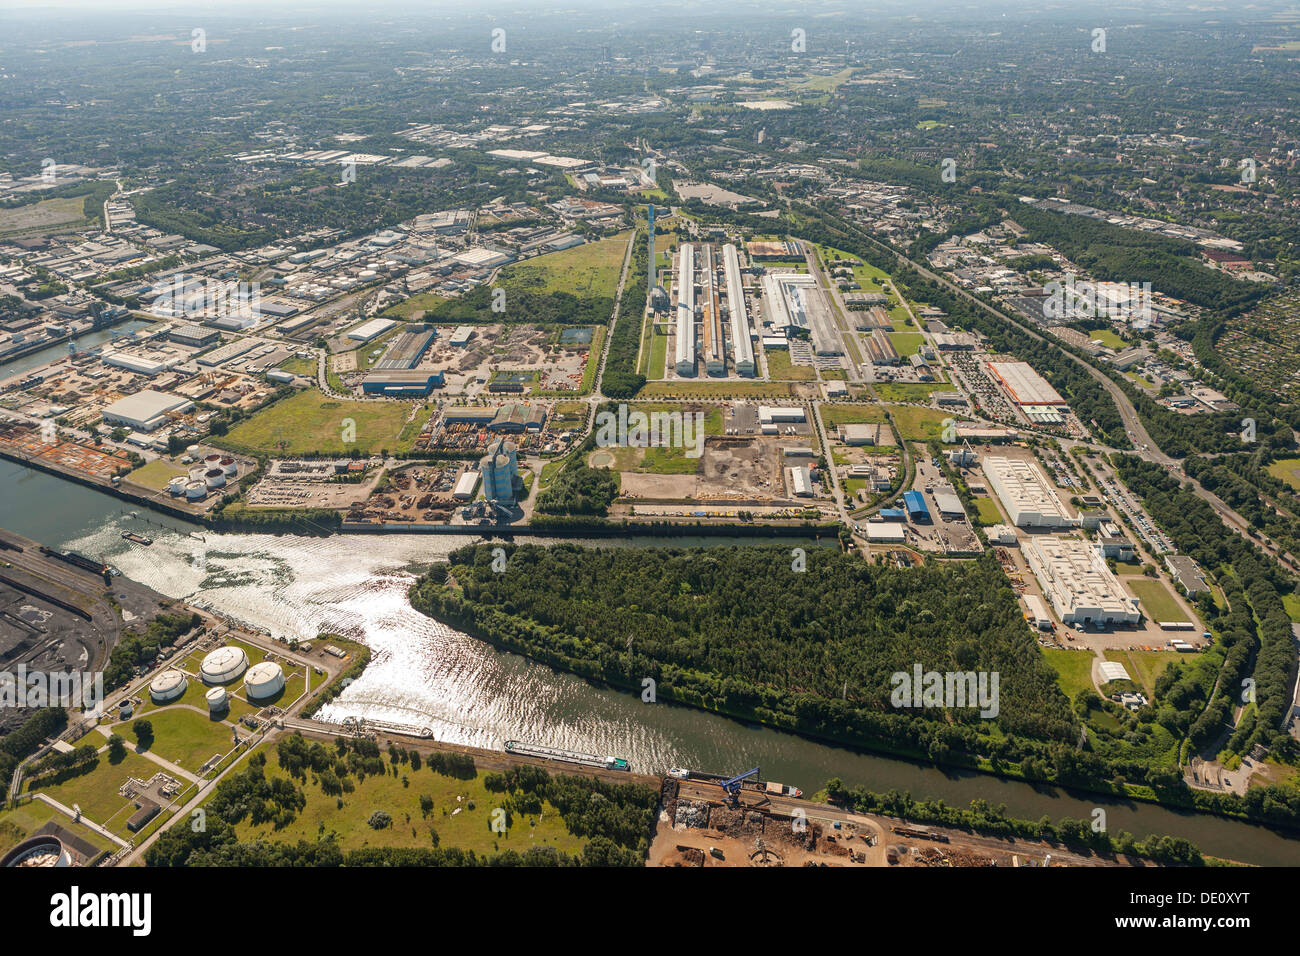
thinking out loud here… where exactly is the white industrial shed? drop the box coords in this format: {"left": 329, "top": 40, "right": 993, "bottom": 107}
{"left": 982, "top": 457, "right": 1074, "bottom": 528}
{"left": 101, "top": 390, "right": 194, "bottom": 432}
{"left": 1022, "top": 536, "right": 1140, "bottom": 626}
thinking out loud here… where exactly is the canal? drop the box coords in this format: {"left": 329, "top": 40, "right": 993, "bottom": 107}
{"left": 1, "top": 458, "right": 1296, "bottom": 865}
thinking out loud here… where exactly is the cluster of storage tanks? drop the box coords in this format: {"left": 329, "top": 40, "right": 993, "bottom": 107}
{"left": 167, "top": 451, "right": 239, "bottom": 500}
{"left": 195, "top": 645, "right": 286, "bottom": 711}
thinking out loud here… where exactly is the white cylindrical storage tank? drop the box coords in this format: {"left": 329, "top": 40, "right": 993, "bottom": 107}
{"left": 187, "top": 445, "right": 201, "bottom": 456}
{"left": 150, "top": 668, "right": 188, "bottom": 704}
{"left": 221, "top": 457, "right": 238, "bottom": 477}
{"left": 205, "top": 686, "right": 228, "bottom": 713}
{"left": 185, "top": 480, "right": 206, "bottom": 500}
{"left": 204, "top": 453, "right": 222, "bottom": 467}
{"left": 188, "top": 467, "right": 206, "bottom": 481}
{"left": 244, "top": 661, "right": 285, "bottom": 700}
{"left": 168, "top": 476, "right": 187, "bottom": 496}
{"left": 204, "top": 468, "right": 226, "bottom": 490}
{"left": 200, "top": 645, "right": 248, "bottom": 684}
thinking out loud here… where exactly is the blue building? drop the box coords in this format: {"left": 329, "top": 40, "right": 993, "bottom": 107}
{"left": 903, "top": 490, "right": 930, "bottom": 523}
{"left": 361, "top": 370, "right": 444, "bottom": 397}
{"left": 879, "top": 508, "right": 907, "bottom": 522}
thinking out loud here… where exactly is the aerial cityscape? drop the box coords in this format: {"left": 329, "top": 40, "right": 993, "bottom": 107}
{"left": 0, "top": 0, "right": 1295, "bottom": 909}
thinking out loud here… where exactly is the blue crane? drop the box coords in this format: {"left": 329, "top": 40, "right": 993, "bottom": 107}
{"left": 718, "top": 767, "right": 760, "bottom": 804}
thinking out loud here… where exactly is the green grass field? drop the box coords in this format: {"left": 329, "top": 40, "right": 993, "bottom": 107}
{"left": 889, "top": 406, "right": 956, "bottom": 441}
{"left": 764, "top": 348, "right": 817, "bottom": 381}
{"left": 887, "top": 332, "right": 925, "bottom": 357}
{"left": 226, "top": 760, "right": 588, "bottom": 856}
{"left": 26, "top": 749, "right": 164, "bottom": 838}
{"left": 874, "top": 383, "right": 945, "bottom": 403}
{"left": 1041, "top": 648, "right": 1097, "bottom": 699}
{"left": 648, "top": 326, "right": 669, "bottom": 379}
{"left": 1090, "top": 329, "right": 1128, "bottom": 350}
{"left": 1126, "top": 578, "right": 1190, "bottom": 623}
{"left": 126, "top": 707, "right": 238, "bottom": 773}
{"left": 217, "top": 389, "right": 420, "bottom": 456}
{"left": 1266, "top": 457, "right": 1300, "bottom": 492}
{"left": 279, "top": 356, "right": 317, "bottom": 377}
{"left": 498, "top": 232, "right": 631, "bottom": 299}
{"left": 0, "top": 195, "right": 90, "bottom": 238}
{"left": 127, "top": 458, "right": 188, "bottom": 491}
{"left": 0, "top": 799, "right": 119, "bottom": 860}
{"left": 1104, "top": 649, "right": 1178, "bottom": 698}
{"left": 972, "top": 496, "right": 1003, "bottom": 526}
{"left": 818, "top": 403, "right": 888, "bottom": 428}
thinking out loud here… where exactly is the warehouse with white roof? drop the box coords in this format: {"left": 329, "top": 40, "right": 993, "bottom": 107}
{"left": 347, "top": 318, "right": 397, "bottom": 343}
{"left": 1022, "top": 536, "right": 1140, "bottom": 626}
{"left": 982, "top": 456, "right": 1074, "bottom": 528}
{"left": 101, "top": 390, "right": 195, "bottom": 432}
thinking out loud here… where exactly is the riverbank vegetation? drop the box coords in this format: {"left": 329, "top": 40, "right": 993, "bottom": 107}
{"left": 410, "top": 543, "right": 1300, "bottom": 830}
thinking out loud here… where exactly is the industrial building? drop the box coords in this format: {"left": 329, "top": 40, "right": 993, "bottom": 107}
{"left": 982, "top": 457, "right": 1074, "bottom": 528}
{"left": 933, "top": 492, "right": 966, "bottom": 520}
{"left": 722, "top": 244, "right": 756, "bottom": 376}
{"left": 453, "top": 247, "right": 513, "bottom": 269}
{"left": 865, "top": 329, "right": 900, "bottom": 365}
{"left": 1165, "top": 554, "right": 1209, "bottom": 597}
{"left": 361, "top": 370, "right": 445, "bottom": 397}
{"left": 374, "top": 325, "right": 436, "bottom": 370}
{"left": 100, "top": 390, "right": 194, "bottom": 433}
{"left": 453, "top": 470, "right": 480, "bottom": 500}
{"left": 347, "top": 318, "right": 398, "bottom": 343}
{"left": 168, "top": 322, "right": 220, "bottom": 348}
{"left": 988, "top": 361, "right": 1066, "bottom": 406}
{"left": 698, "top": 244, "right": 726, "bottom": 376}
{"left": 1022, "top": 536, "right": 1140, "bottom": 626}
{"left": 839, "top": 423, "right": 881, "bottom": 446}
{"left": 488, "top": 403, "right": 546, "bottom": 432}
{"left": 1023, "top": 593, "right": 1052, "bottom": 629}
{"left": 788, "top": 464, "right": 813, "bottom": 497}
{"left": 758, "top": 405, "right": 806, "bottom": 426}
{"left": 442, "top": 407, "right": 496, "bottom": 426}
{"left": 866, "top": 523, "right": 906, "bottom": 543}
{"left": 761, "top": 272, "right": 839, "bottom": 356}
{"left": 903, "top": 489, "right": 931, "bottom": 522}
{"left": 675, "top": 242, "right": 696, "bottom": 376}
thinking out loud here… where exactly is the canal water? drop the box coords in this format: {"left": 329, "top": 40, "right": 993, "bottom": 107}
{"left": 0, "top": 318, "right": 157, "bottom": 381}
{"left": 0, "top": 458, "right": 1296, "bottom": 865}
